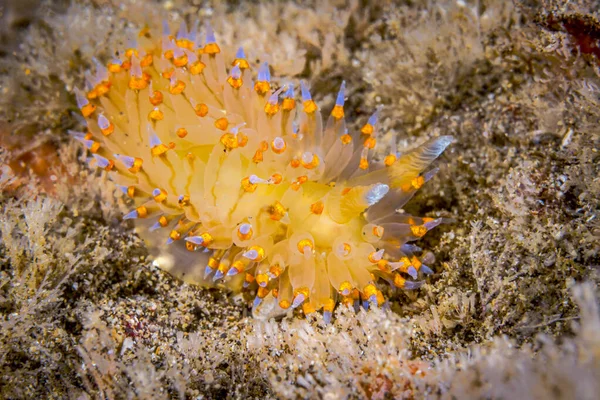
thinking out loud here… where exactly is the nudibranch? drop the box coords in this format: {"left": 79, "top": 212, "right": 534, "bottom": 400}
{"left": 71, "top": 22, "right": 453, "bottom": 321}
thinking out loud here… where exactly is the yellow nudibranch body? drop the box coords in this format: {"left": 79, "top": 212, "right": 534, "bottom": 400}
{"left": 72, "top": 22, "right": 453, "bottom": 321}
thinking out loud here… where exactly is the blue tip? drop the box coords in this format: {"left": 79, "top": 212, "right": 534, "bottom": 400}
{"left": 98, "top": 114, "right": 110, "bottom": 129}
{"left": 152, "top": 188, "right": 161, "bottom": 197}
{"left": 424, "top": 218, "right": 443, "bottom": 230}
{"left": 401, "top": 244, "right": 421, "bottom": 253}
{"left": 230, "top": 123, "right": 242, "bottom": 135}
{"left": 74, "top": 87, "right": 89, "bottom": 108}
{"left": 403, "top": 281, "right": 424, "bottom": 290}
{"left": 253, "top": 296, "right": 262, "bottom": 308}
{"left": 93, "top": 154, "right": 110, "bottom": 168}
{"left": 92, "top": 57, "right": 102, "bottom": 69}
{"left": 323, "top": 311, "right": 332, "bottom": 324}
{"left": 300, "top": 81, "right": 311, "bottom": 101}
{"left": 421, "top": 265, "right": 434, "bottom": 275}
{"left": 123, "top": 210, "right": 138, "bottom": 220}
{"left": 204, "top": 265, "right": 214, "bottom": 279}
{"left": 84, "top": 71, "right": 96, "bottom": 89}
{"left": 257, "top": 62, "right": 270, "bottom": 82}
{"left": 226, "top": 268, "right": 239, "bottom": 277}
{"left": 367, "top": 107, "right": 381, "bottom": 126}
{"left": 149, "top": 222, "right": 162, "bottom": 232}
{"left": 81, "top": 139, "right": 95, "bottom": 149}
{"left": 185, "top": 236, "right": 205, "bottom": 245}
{"left": 116, "top": 185, "right": 129, "bottom": 195}
{"left": 213, "top": 270, "right": 224, "bottom": 281}
{"left": 267, "top": 91, "right": 280, "bottom": 105}
{"left": 285, "top": 84, "right": 294, "bottom": 98}
{"left": 205, "top": 23, "right": 216, "bottom": 44}
{"left": 407, "top": 266, "right": 418, "bottom": 279}
{"left": 117, "top": 154, "right": 135, "bottom": 169}
{"left": 188, "top": 21, "right": 198, "bottom": 41}
{"left": 149, "top": 131, "right": 162, "bottom": 148}
{"left": 231, "top": 64, "right": 242, "bottom": 79}
{"left": 292, "top": 294, "right": 305, "bottom": 308}
{"left": 162, "top": 20, "right": 171, "bottom": 35}
{"left": 335, "top": 81, "right": 346, "bottom": 106}
{"left": 166, "top": 238, "right": 174, "bottom": 245}
{"left": 177, "top": 21, "right": 188, "bottom": 39}
{"left": 235, "top": 47, "right": 245, "bottom": 58}
{"left": 423, "top": 168, "right": 440, "bottom": 182}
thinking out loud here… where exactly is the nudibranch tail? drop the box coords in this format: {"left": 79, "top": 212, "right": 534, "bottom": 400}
{"left": 73, "top": 22, "right": 453, "bottom": 319}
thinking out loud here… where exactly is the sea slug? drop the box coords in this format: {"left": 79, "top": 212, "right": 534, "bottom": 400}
{"left": 71, "top": 22, "right": 453, "bottom": 321}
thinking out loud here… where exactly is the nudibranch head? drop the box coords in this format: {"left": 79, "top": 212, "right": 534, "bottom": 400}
{"left": 72, "top": 22, "right": 453, "bottom": 319}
